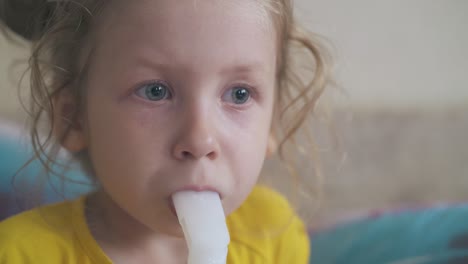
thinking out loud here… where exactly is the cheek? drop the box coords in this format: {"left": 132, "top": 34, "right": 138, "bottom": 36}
{"left": 222, "top": 110, "right": 271, "bottom": 196}
{"left": 222, "top": 105, "right": 271, "bottom": 153}
{"left": 84, "top": 97, "right": 169, "bottom": 181}
{"left": 223, "top": 136, "right": 267, "bottom": 214}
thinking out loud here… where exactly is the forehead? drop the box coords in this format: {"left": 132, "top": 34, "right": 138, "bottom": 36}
{"left": 90, "top": 0, "right": 278, "bottom": 74}
{"left": 99, "top": 0, "right": 274, "bottom": 31}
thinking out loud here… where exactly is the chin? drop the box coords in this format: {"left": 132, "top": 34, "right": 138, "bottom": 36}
{"left": 150, "top": 216, "right": 185, "bottom": 238}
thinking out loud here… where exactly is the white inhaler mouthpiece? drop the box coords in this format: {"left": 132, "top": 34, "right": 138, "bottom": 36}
{"left": 172, "top": 191, "right": 230, "bottom": 264}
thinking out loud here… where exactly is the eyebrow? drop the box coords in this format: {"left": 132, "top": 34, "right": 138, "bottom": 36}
{"left": 134, "top": 56, "right": 266, "bottom": 75}
{"left": 219, "top": 63, "right": 266, "bottom": 75}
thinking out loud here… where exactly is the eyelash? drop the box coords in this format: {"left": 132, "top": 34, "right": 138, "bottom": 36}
{"left": 133, "top": 80, "right": 173, "bottom": 102}
{"left": 222, "top": 84, "right": 257, "bottom": 106}
{"left": 132, "top": 80, "right": 259, "bottom": 105}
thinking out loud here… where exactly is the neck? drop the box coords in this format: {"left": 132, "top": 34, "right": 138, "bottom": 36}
{"left": 85, "top": 190, "right": 188, "bottom": 262}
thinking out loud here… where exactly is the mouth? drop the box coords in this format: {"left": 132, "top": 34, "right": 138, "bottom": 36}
{"left": 172, "top": 185, "right": 222, "bottom": 198}
{"left": 168, "top": 185, "right": 222, "bottom": 217}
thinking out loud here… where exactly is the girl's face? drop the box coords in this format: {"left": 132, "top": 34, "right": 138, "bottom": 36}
{"left": 81, "top": 0, "right": 277, "bottom": 234}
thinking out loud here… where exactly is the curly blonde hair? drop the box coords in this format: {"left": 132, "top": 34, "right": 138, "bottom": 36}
{"left": 8, "top": 0, "right": 332, "bottom": 216}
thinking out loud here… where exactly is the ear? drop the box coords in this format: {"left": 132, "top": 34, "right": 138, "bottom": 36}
{"left": 52, "top": 90, "right": 87, "bottom": 153}
{"left": 266, "top": 133, "right": 277, "bottom": 158}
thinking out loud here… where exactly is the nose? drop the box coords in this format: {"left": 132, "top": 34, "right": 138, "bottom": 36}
{"left": 172, "top": 108, "right": 220, "bottom": 161}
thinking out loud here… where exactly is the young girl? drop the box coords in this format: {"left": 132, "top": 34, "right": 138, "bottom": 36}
{"left": 0, "top": 0, "right": 330, "bottom": 263}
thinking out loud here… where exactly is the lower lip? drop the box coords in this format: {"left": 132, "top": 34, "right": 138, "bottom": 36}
{"left": 169, "top": 199, "right": 177, "bottom": 217}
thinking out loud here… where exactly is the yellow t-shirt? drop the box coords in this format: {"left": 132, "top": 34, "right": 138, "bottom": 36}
{"left": 0, "top": 186, "right": 310, "bottom": 263}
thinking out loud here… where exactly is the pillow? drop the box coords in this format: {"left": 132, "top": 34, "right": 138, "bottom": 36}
{"left": 310, "top": 205, "right": 468, "bottom": 263}
{"left": 0, "top": 119, "right": 93, "bottom": 220}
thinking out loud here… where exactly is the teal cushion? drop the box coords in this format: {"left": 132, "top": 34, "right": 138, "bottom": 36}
{"left": 0, "top": 128, "right": 93, "bottom": 219}
{"left": 310, "top": 206, "right": 468, "bottom": 263}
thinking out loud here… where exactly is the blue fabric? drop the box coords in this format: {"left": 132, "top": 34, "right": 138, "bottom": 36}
{"left": 310, "top": 206, "right": 468, "bottom": 263}
{"left": 0, "top": 135, "right": 94, "bottom": 219}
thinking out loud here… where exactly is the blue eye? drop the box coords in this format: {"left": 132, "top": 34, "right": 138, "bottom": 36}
{"left": 135, "top": 82, "right": 171, "bottom": 101}
{"left": 224, "top": 86, "right": 251, "bottom": 105}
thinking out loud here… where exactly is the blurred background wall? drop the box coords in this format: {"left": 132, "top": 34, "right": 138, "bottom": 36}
{"left": 1, "top": 0, "right": 467, "bottom": 227}
{"left": 0, "top": 31, "right": 29, "bottom": 121}
{"left": 299, "top": 0, "right": 468, "bottom": 110}
{"left": 295, "top": 0, "right": 468, "bottom": 226}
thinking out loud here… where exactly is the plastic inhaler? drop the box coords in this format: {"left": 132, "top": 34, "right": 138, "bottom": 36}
{"left": 172, "top": 191, "right": 230, "bottom": 264}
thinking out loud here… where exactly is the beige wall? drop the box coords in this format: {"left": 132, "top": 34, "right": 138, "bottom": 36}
{"left": 0, "top": 32, "right": 29, "bottom": 121}
{"left": 291, "top": 0, "right": 468, "bottom": 225}
{"left": 298, "top": 0, "right": 468, "bottom": 110}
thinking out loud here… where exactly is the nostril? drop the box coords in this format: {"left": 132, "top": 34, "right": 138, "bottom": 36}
{"left": 206, "top": 151, "right": 217, "bottom": 160}
{"left": 182, "top": 151, "right": 192, "bottom": 158}
{"left": 174, "top": 140, "right": 219, "bottom": 160}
